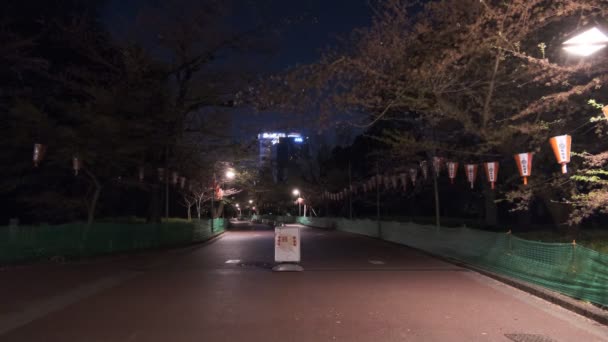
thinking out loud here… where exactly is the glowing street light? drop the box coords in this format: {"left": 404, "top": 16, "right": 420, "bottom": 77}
{"left": 248, "top": 199, "right": 253, "bottom": 204}
{"left": 291, "top": 188, "right": 303, "bottom": 216}
{"left": 225, "top": 170, "right": 236, "bottom": 179}
{"left": 563, "top": 27, "right": 608, "bottom": 57}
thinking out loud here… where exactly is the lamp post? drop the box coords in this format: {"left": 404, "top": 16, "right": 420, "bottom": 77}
{"left": 292, "top": 189, "right": 302, "bottom": 216}
{"left": 563, "top": 26, "right": 608, "bottom": 57}
{"left": 211, "top": 167, "right": 236, "bottom": 229}
{"left": 562, "top": 27, "right": 608, "bottom": 123}
{"left": 248, "top": 199, "right": 254, "bottom": 216}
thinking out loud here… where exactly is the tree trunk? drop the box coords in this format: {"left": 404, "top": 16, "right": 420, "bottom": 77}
{"left": 195, "top": 199, "right": 201, "bottom": 219}
{"left": 87, "top": 184, "right": 101, "bottom": 227}
{"left": 147, "top": 186, "right": 162, "bottom": 223}
{"left": 537, "top": 189, "right": 571, "bottom": 230}
{"left": 433, "top": 173, "right": 441, "bottom": 229}
{"left": 481, "top": 52, "right": 502, "bottom": 128}
{"left": 81, "top": 168, "right": 102, "bottom": 249}
{"left": 214, "top": 202, "right": 225, "bottom": 218}
{"left": 83, "top": 168, "right": 102, "bottom": 228}
{"left": 187, "top": 206, "right": 192, "bottom": 221}
{"left": 483, "top": 182, "right": 497, "bottom": 227}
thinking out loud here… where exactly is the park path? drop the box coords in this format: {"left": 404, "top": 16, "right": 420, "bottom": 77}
{"left": 0, "top": 221, "right": 606, "bottom": 341}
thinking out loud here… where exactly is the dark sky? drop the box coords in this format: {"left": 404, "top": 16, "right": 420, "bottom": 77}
{"left": 260, "top": 0, "right": 372, "bottom": 69}
{"left": 101, "top": 0, "right": 372, "bottom": 145}
{"left": 102, "top": 0, "right": 372, "bottom": 69}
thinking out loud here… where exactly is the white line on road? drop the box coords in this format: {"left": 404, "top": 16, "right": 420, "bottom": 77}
{"left": 368, "top": 260, "right": 385, "bottom": 265}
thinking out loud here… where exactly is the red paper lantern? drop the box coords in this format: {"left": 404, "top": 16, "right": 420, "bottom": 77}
{"left": 484, "top": 162, "right": 499, "bottom": 190}
{"left": 391, "top": 175, "right": 398, "bottom": 189}
{"left": 409, "top": 168, "right": 418, "bottom": 185}
{"left": 179, "top": 176, "right": 186, "bottom": 189}
{"left": 171, "top": 171, "right": 179, "bottom": 185}
{"left": 33, "top": 143, "right": 46, "bottom": 167}
{"left": 447, "top": 162, "right": 458, "bottom": 184}
{"left": 72, "top": 156, "right": 81, "bottom": 176}
{"left": 603, "top": 106, "right": 608, "bottom": 120}
{"left": 549, "top": 135, "right": 571, "bottom": 174}
{"left": 514, "top": 153, "right": 533, "bottom": 185}
{"left": 420, "top": 161, "right": 428, "bottom": 180}
{"left": 464, "top": 164, "right": 478, "bottom": 189}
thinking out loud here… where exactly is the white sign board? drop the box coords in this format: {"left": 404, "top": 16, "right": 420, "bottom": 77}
{"left": 274, "top": 226, "right": 301, "bottom": 263}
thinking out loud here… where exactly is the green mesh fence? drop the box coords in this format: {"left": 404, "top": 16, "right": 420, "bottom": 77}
{"left": 296, "top": 216, "right": 335, "bottom": 229}
{"left": 0, "top": 218, "right": 227, "bottom": 264}
{"left": 297, "top": 217, "right": 608, "bottom": 307}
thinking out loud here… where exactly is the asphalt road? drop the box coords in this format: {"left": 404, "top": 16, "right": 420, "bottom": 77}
{"left": 0, "top": 222, "right": 607, "bottom": 341}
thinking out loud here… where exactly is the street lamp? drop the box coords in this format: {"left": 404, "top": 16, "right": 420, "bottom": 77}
{"left": 563, "top": 26, "right": 608, "bottom": 57}
{"left": 292, "top": 188, "right": 303, "bottom": 216}
{"left": 211, "top": 164, "right": 237, "bottom": 228}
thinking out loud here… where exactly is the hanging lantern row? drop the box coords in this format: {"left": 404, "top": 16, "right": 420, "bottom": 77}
{"left": 33, "top": 144, "right": 47, "bottom": 167}
{"left": 484, "top": 162, "right": 499, "bottom": 189}
{"left": 30, "top": 144, "right": 194, "bottom": 189}
{"left": 72, "top": 156, "right": 81, "bottom": 176}
{"left": 409, "top": 168, "right": 418, "bottom": 185}
{"left": 447, "top": 161, "right": 458, "bottom": 184}
{"left": 549, "top": 134, "right": 571, "bottom": 174}
{"left": 514, "top": 152, "right": 533, "bottom": 185}
{"left": 420, "top": 161, "right": 428, "bottom": 180}
{"left": 323, "top": 134, "right": 573, "bottom": 200}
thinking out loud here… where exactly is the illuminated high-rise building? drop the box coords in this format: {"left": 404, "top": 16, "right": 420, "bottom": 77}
{"left": 257, "top": 132, "right": 308, "bottom": 182}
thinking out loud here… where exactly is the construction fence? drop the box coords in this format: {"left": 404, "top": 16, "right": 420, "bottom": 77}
{"left": 0, "top": 218, "right": 227, "bottom": 264}
{"left": 296, "top": 217, "right": 608, "bottom": 308}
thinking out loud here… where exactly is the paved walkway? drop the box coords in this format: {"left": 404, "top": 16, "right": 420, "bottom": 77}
{"left": 0, "top": 222, "right": 606, "bottom": 341}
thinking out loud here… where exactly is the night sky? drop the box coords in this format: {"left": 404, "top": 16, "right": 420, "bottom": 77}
{"left": 101, "top": 0, "right": 372, "bottom": 143}
{"left": 102, "top": 0, "right": 372, "bottom": 69}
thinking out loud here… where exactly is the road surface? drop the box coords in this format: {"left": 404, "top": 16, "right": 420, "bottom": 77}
{"left": 0, "top": 222, "right": 606, "bottom": 341}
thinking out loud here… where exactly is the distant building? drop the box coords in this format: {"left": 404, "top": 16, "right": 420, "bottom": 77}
{"left": 257, "top": 132, "right": 309, "bottom": 183}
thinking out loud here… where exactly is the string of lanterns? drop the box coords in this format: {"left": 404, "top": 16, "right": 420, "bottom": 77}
{"left": 323, "top": 134, "right": 572, "bottom": 200}
{"left": 31, "top": 144, "right": 193, "bottom": 190}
